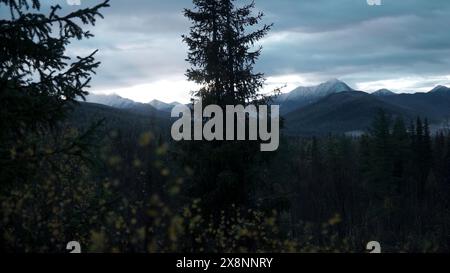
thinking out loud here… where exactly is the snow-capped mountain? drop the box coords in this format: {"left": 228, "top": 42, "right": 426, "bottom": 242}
{"left": 83, "top": 94, "right": 182, "bottom": 116}
{"left": 284, "top": 79, "right": 353, "bottom": 100}
{"left": 149, "top": 99, "right": 182, "bottom": 112}
{"left": 84, "top": 93, "right": 165, "bottom": 117}
{"left": 84, "top": 94, "right": 139, "bottom": 109}
{"left": 274, "top": 79, "right": 354, "bottom": 115}
{"left": 372, "top": 88, "right": 396, "bottom": 96}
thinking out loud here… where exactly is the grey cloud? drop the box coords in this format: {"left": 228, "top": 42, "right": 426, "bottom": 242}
{"left": 2, "top": 0, "right": 450, "bottom": 95}
{"left": 257, "top": 2, "right": 450, "bottom": 90}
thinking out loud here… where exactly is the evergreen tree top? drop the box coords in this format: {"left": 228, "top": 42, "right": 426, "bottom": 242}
{"left": 182, "top": 0, "right": 273, "bottom": 106}
{"left": 0, "top": 0, "right": 110, "bottom": 133}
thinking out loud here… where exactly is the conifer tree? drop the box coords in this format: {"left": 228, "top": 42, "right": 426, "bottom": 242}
{"left": 183, "top": 0, "right": 272, "bottom": 106}
{"left": 181, "top": 0, "right": 273, "bottom": 214}
{"left": 0, "top": 0, "right": 110, "bottom": 186}
{"left": 391, "top": 117, "right": 409, "bottom": 193}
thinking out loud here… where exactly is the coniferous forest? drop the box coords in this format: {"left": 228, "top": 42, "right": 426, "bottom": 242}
{"left": 1, "top": 0, "right": 449, "bottom": 253}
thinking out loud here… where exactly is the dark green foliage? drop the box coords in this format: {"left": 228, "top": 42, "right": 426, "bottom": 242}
{"left": 183, "top": 0, "right": 272, "bottom": 106}
{"left": 0, "top": 0, "right": 110, "bottom": 187}
{"left": 279, "top": 111, "right": 449, "bottom": 251}
{"left": 0, "top": 0, "right": 110, "bottom": 128}
{"left": 0, "top": 0, "right": 110, "bottom": 251}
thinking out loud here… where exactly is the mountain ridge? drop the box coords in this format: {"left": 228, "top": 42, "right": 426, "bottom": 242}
{"left": 149, "top": 99, "right": 182, "bottom": 112}
{"left": 274, "top": 79, "right": 354, "bottom": 115}
{"left": 283, "top": 91, "right": 416, "bottom": 135}
{"left": 373, "top": 88, "right": 396, "bottom": 96}
{"left": 82, "top": 81, "right": 450, "bottom": 136}
{"left": 84, "top": 93, "right": 166, "bottom": 118}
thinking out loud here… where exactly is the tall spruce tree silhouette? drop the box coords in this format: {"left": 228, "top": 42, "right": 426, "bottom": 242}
{"left": 183, "top": 0, "right": 272, "bottom": 106}
{"left": 181, "top": 0, "right": 273, "bottom": 215}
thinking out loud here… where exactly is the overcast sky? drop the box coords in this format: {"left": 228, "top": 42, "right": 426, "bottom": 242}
{"left": 9, "top": 0, "right": 450, "bottom": 102}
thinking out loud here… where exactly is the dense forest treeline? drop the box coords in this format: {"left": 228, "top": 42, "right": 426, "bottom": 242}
{"left": 273, "top": 112, "right": 450, "bottom": 251}
{"left": 2, "top": 106, "right": 449, "bottom": 252}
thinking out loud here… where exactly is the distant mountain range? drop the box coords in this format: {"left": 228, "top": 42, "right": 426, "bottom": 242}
{"left": 284, "top": 91, "right": 410, "bottom": 135}
{"left": 84, "top": 94, "right": 178, "bottom": 118}
{"left": 273, "top": 79, "right": 354, "bottom": 115}
{"left": 80, "top": 80, "right": 450, "bottom": 136}
{"left": 283, "top": 82, "right": 450, "bottom": 135}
